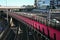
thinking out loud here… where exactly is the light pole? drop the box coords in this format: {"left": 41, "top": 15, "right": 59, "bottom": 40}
{"left": 48, "top": 9, "right": 51, "bottom": 25}
{"left": 6, "top": 0, "right": 8, "bottom": 23}
{"left": 48, "top": 0, "right": 55, "bottom": 26}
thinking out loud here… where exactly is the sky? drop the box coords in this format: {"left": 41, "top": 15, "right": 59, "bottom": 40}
{"left": 0, "top": 0, "right": 34, "bottom": 6}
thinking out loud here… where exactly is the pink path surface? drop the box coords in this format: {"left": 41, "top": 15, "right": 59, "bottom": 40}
{"left": 9, "top": 13, "right": 60, "bottom": 40}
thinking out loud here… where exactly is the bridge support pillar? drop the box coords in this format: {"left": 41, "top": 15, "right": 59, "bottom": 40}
{"left": 9, "top": 17, "right": 15, "bottom": 27}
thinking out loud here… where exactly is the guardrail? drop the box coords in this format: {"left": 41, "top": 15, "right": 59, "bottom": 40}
{"left": 50, "top": 9, "right": 60, "bottom": 13}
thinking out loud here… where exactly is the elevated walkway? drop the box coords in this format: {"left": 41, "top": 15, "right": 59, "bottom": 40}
{"left": 2, "top": 11, "right": 60, "bottom": 40}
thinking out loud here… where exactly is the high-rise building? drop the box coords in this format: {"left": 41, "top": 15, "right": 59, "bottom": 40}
{"left": 35, "top": 0, "right": 60, "bottom": 9}
{"left": 34, "top": 0, "right": 50, "bottom": 9}
{"left": 50, "top": 0, "right": 60, "bottom": 9}
{"left": 50, "top": 0, "right": 55, "bottom": 9}
{"left": 34, "top": 0, "right": 37, "bottom": 8}
{"left": 54, "top": 0, "right": 60, "bottom": 9}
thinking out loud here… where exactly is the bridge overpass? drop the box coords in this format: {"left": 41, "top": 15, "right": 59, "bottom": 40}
{"left": 0, "top": 10, "right": 60, "bottom": 40}
{"left": 0, "top": 6, "right": 26, "bottom": 9}
{"left": 0, "top": 6, "right": 34, "bottom": 12}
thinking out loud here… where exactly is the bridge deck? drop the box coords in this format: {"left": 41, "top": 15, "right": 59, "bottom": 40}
{"left": 4, "top": 12, "right": 60, "bottom": 40}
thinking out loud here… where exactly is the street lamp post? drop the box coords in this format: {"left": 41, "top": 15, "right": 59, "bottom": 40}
{"left": 48, "top": 0, "right": 55, "bottom": 26}
{"left": 7, "top": 9, "right": 8, "bottom": 22}
{"left": 6, "top": 0, "right": 8, "bottom": 23}
{"left": 48, "top": 9, "right": 51, "bottom": 25}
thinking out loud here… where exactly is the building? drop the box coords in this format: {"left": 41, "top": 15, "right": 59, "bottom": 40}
{"left": 34, "top": 0, "right": 50, "bottom": 9}
{"left": 54, "top": 0, "right": 60, "bottom": 9}
{"left": 35, "top": 0, "right": 60, "bottom": 9}
{"left": 34, "top": 0, "right": 37, "bottom": 8}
